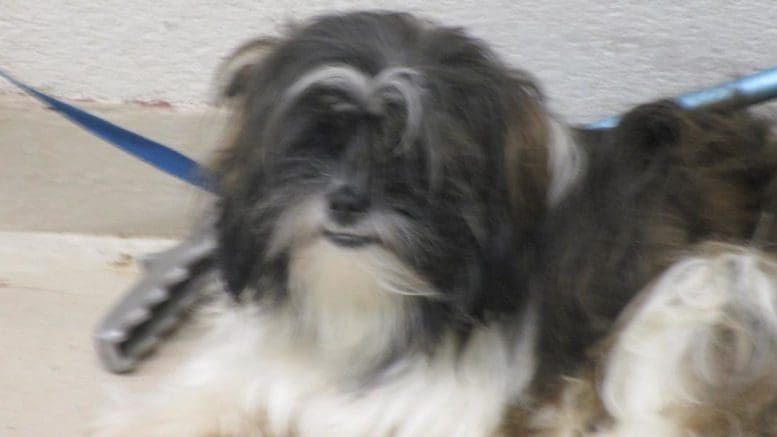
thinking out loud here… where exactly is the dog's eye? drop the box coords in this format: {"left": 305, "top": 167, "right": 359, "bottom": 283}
{"left": 324, "top": 112, "right": 357, "bottom": 131}
{"left": 283, "top": 113, "right": 352, "bottom": 160}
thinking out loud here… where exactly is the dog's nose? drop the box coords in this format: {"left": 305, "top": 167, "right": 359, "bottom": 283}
{"left": 327, "top": 184, "right": 370, "bottom": 225}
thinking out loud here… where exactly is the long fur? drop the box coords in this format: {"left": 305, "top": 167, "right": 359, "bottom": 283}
{"left": 505, "top": 244, "right": 777, "bottom": 436}
{"left": 94, "top": 11, "right": 777, "bottom": 436}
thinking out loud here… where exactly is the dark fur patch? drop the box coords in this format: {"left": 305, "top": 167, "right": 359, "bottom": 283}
{"left": 212, "top": 11, "right": 777, "bottom": 432}
{"left": 532, "top": 101, "right": 777, "bottom": 387}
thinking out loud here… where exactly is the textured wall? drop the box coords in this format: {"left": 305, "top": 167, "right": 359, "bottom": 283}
{"left": 3, "top": 1, "right": 777, "bottom": 123}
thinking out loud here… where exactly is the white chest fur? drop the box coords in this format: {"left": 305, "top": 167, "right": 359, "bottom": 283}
{"left": 95, "top": 240, "right": 537, "bottom": 437}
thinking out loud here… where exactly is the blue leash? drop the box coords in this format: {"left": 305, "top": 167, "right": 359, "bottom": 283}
{"left": 4, "top": 67, "right": 777, "bottom": 191}
{"left": 586, "top": 67, "right": 777, "bottom": 129}
{"left": 0, "top": 69, "right": 215, "bottom": 192}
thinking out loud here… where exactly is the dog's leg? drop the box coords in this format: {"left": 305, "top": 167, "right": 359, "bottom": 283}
{"left": 600, "top": 244, "right": 777, "bottom": 437}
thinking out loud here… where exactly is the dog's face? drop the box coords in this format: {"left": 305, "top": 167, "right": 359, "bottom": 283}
{"left": 215, "top": 12, "right": 548, "bottom": 336}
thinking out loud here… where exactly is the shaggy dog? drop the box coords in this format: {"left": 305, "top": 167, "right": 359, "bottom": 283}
{"left": 94, "top": 11, "right": 777, "bottom": 436}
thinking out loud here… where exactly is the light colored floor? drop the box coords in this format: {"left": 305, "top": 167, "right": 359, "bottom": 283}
{"left": 0, "top": 231, "right": 195, "bottom": 436}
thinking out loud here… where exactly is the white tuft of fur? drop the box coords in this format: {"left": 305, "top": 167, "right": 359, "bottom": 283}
{"left": 546, "top": 119, "right": 586, "bottom": 205}
{"left": 265, "top": 196, "right": 328, "bottom": 258}
{"left": 286, "top": 239, "right": 436, "bottom": 368}
{"left": 600, "top": 245, "right": 777, "bottom": 437}
{"left": 93, "top": 239, "right": 538, "bottom": 437}
{"left": 268, "top": 64, "right": 425, "bottom": 153}
{"left": 525, "top": 377, "right": 607, "bottom": 437}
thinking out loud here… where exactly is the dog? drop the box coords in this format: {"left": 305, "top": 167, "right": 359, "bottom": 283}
{"left": 93, "top": 11, "right": 777, "bottom": 436}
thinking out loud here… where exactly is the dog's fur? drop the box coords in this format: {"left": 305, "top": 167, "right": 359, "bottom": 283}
{"left": 93, "top": 11, "right": 777, "bottom": 436}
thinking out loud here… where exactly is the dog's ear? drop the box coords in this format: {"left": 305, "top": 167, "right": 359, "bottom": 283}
{"left": 214, "top": 37, "right": 280, "bottom": 103}
{"left": 216, "top": 194, "right": 259, "bottom": 297}
{"left": 212, "top": 38, "right": 281, "bottom": 297}
{"left": 502, "top": 71, "right": 551, "bottom": 234}
{"left": 613, "top": 100, "right": 687, "bottom": 153}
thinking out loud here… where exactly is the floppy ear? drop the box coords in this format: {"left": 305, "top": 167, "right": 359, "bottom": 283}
{"left": 216, "top": 192, "right": 262, "bottom": 297}
{"left": 612, "top": 100, "right": 687, "bottom": 158}
{"left": 213, "top": 37, "right": 279, "bottom": 103}
{"left": 211, "top": 37, "right": 280, "bottom": 296}
{"left": 502, "top": 71, "right": 551, "bottom": 234}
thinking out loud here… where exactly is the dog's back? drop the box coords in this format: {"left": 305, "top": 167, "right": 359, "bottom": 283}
{"left": 520, "top": 102, "right": 777, "bottom": 436}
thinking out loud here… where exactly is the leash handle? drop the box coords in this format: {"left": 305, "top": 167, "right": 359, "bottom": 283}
{"left": 0, "top": 69, "right": 216, "bottom": 192}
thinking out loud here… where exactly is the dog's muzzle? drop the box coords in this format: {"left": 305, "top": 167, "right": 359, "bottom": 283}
{"left": 322, "top": 181, "right": 377, "bottom": 247}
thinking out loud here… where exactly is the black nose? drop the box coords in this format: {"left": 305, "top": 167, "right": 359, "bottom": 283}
{"left": 327, "top": 184, "right": 370, "bottom": 225}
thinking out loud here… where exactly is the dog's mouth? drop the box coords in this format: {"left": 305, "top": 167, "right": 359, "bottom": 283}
{"left": 322, "top": 229, "right": 377, "bottom": 248}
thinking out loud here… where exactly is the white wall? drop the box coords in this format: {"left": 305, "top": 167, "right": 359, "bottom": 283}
{"left": 3, "top": 1, "right": 777, "bottom": 237}
{"left": 3, "top": 1, "right": 777, "bottom": 122}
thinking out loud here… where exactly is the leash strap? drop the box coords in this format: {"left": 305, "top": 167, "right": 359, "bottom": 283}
{"left": 586, "top": 67, "right": 777, "bottom": 129}
{"left": 0, "top": 69, "right": 216, "bottom": 192}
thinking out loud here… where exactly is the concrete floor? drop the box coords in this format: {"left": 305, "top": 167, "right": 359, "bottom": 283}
{"left": 0, "top": 231, "right": 192, "bottom": 436}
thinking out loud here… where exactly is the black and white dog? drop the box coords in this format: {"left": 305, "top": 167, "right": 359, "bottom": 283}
{"left": 95, "top": 11, "right": 777, "bottom": 436}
